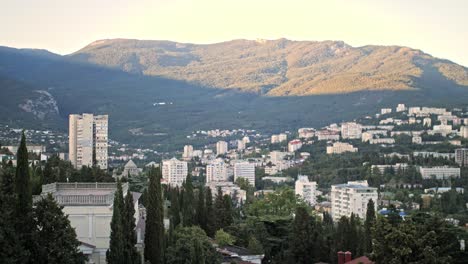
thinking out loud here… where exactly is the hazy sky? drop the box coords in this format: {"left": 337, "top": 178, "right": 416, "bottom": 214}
{"left": 1, "top": 0, "right": 467, "bottom": 66}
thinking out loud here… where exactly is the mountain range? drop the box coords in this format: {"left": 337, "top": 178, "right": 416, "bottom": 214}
{"left": 0, "top": 39, "right": 467, "bottom": 148}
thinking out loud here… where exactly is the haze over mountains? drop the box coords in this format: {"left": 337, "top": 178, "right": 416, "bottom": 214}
{"left": 70, "top": 38, "right": 468, "bottom": 95}
{"left": 0, "top": 38, "right": 467, "bottom": 147}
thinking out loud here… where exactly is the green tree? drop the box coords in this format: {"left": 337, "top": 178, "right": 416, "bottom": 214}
{"left": 166, "top": 226, "right": 219, "bottom": 264}
{"left": 182, "top": 174, "right": 195, "bottom": 226}
{"left": 106, "top": 180, "right": 125, "bottom": 264}
{"left": 0, "top": 167, "right": 25, "bottom": 263}
{"left": 205, "top": 187, "right": 215, "bottom": 237}
{"left": 215, "top": 229, "right": 236, "bottom": 246}
{"left": 123, "top": 190, "right": 140, "bottom": 264}
{"left": 289, "top": 206, "right": 315, "bottom": 263}
{"left": 248, "top": 236, "right": 264, "bottom": 255}
{"left": 169, "top": 187, "right": 181, "bottom": 227}
{"left": 144, "top": 168, "right": 164, "bottom": 264}
{"left": 33, "top": 194, "right": 85, "bottom": 264}
{"left": 15, "top": 132, "right": 35, "bottom": 263}
{"left": 364, "top": 199, "right": 376, "bottom": 254}
{"left": 196, "top": 186, "right": 207, "bottom": 230}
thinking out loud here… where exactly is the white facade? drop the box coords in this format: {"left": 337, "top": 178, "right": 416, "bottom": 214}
{"left": 396, "top": 104, "right": 406, "bottom": 112}
{"left": 368, "top": 138, "right": 395, "bottom": 145}
{"left": 162, "top": 158, "right": 188, "bottom": 187}
{"left": 298, "top": 128, "right": 315, "bottom": 139}
{"left": 423, "top": 117, "right": 432, "bottom": 127}
{"left": 216, "top": 141, "right": 228, "bottom": 155}
{"left": 455, "top": 148, "right": 468, "bottom": 167}
{"left": 270, "top": 151, "right": 287, "bottom": 164}
{"left": 460, "top": 126, "right": 468, "bottom": 138}
{"left": 419, "top": 166, "right": 461, "bottom": 180}
{"left": 206, "top": 159, "right": 228, "bottom": 182}
{"left": 288, "top": 139, "right": 303, "bottom": 152}
{"left": 412, "top": 136, "right": 422, "bottom": 144}
{"left": 326, "top": 142, "right": 358, "bottom": 154}
{"left": 205, "top": 181, "right": 246, "bottom": 203}
{"left": 69, "top": 114, "right": 108, "bottom": 169}
{"left": 341, "top": 122, "right": 362, "bottom": 139}
{"left": 234, "top": 161, "right": 255, "bottom": 187}
{"left": 381, "top": 108, "right": 392, "bottom": 115}
{"left": 183, "top": 145, "right": 193, "bottom": 160}
{"left": 316, "top": 130, "right": 340, "bottom": 141}
{"left": 361, "top": 132, "right": 373, "bottom": 142}
{"left": 38, "top": 182, "right": 138, "bottom": 264}
{"left": 295, "top": 175, "right": 317, "bottom": 206}
{"left": 331, "top": 181, "right": 378, "bottom": 221}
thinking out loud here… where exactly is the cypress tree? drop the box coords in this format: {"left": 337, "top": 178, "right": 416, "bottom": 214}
{"left": 364, "top": 199, "right": 376, "bottom": 254}
{"left": 123, "top": 190, "right": 140, "bottom": 264}
{"left": 222, "top": 194, "right": 233, "bottom": 228}
{"left": 213, "top": 187, "right": 225, "bottom": 231}
{"left": 106, "top": 180, "right": 125, "bottom": 264}
{"left": 33, "top": 194, "right": 85, "bottom": 264}
{"left": 0, "top": 168, "right": 25, "bottom": 263}
{"left": 144, "top": 167, "right": 164, "bottom": 264}
{"left": 289, "top": 206, "right": 312, "bottom": 263}
{"left": 196, "top": 186, "right": 206, "bottom": 230}
{"left": 170, "top": 187, "right": 181, "bottom": 227}
{"left": 15, "top": 131, "right": 35, "bottom": 263}
{"left": 205, "top": 187, "right": 215, "bottom": 237}
{"left": 182, "top": 174, "right": 194, "bottom": 226}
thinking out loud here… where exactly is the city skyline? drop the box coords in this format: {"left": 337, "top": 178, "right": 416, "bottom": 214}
{"left": 1, "top": 0, "right": 468, "bottom": 66}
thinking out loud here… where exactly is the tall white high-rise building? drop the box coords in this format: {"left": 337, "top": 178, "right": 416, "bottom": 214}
{"left": 216, "top": 141, "right": 228, "bottom": 155}
{"left": 331, "top": 180, "right": 378, "bottom": 221}
{"left": 206, "top": 159, "right": 228, "bottom": 182}
{"left": 234, "top": 161, "right": 255, "bottom": 187}
{"left": 341, "top": 122, "right": 362, "bottom": 139}
{"left": 455, "top": 148, "right": 468, "bottom": 167}
{"left": 295, "top": 175, "right": 317, "bottom": 206}
{"left": 162, "top": 158, "right": 188, "bottom": 187}
{"left": 69, "top": 113, "right": 108, "bottom": 169}
{"left": 183, "top": 145, "right": 194, "bottom": 160}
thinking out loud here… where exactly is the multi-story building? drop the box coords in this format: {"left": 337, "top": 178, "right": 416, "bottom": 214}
{"left": 455, "top": 148, "right": 468, "bottom": 167}
{"left": 69, "top": 114, "right": 108, "bottom": 169}
{"left": 396, "top": 104, "right": 406, "bottom": 112}
{"left": 341, "top": 122, "right": 362, "bottom": 139}
{"left": 242, "top": 136, "right": 250, "bottom": 144}
{"left": 326, "top": 142, "right": 358, "bottom": 154}
{"left": 413, "top": 151, "right": 455, "bottom": 159}
{"left": 234, "top": 161, "right": 255, "bottom": 187}
{"left": 206, "top": 159, "right": 228, "bottom": 182}
{"left": 122, "top": 160, "right": 140, "bottom": 177}
{"left": 5, "top": 144, "right": 46, "bottom": 154}
{"left": 270, "top": 151, "right": 287, "bottom": 164}
{"left": 298, "top": 128, "right": 315, "bottom": 139}
{"left": 371, "top": 163, "right": 408, "bottom": 174}
{"left": 381, "top": 108, "right": 392, "bottom": 115}
{"left": 460, "top": 126, "right": 468, "bottom": 138}
{"left": 412, "top": 136, "right": 422, "bottom": 144}
{"left": 205, "top": 181, "right": 246, "bottom": 203}
{"left": 368, "top": 138, "right": 395, "bottom": 145}
{"left": 183, "top": 145, "right": 193, "bottom": 160}
{"left": 419, "top": 166, "right": 461, "bottom": 180}
{"left": 216, "top": 141, "right": 228, "bottom": 156}
{"left": 316, "top": 129, "right": 340, "bottom": 141}
{"left": 295, "top": 175, "right": 317, "bottom": 206}
{"left": 423, "top": 117, "right": 432, "bottom": 127}
{"left": 288, "top": 139, "right": 303, "bottom": 152}
{"left": 278, "top": 133, "right": 288, "bottom": 142}
{"left": 162, "top": 158, "right": 188, "bottom": 187}
{"left": 37, "top": 182, "right": 140, "bottom": 264}
{"left": 331, "top": 181, "right": 378, "bottom": 221}
{"left": 361, "top": 132, "right": 373, "bottom": 142}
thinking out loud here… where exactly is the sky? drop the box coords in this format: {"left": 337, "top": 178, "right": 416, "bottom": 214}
{"left": 1, "top": 0, "right": 467, "bottom": 66}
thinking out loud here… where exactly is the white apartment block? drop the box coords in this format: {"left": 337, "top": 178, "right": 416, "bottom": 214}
{"left": 381, "top": 108, "right": 392, "bottom": 115}
{"left": 455, "top": 148, "right": 468, "bottom": 167}
{"left": 316, "top": 130, "right": 340, "bottom": 141}
{"left": 419, "top": 166, "right": 461, "bottom": 180}
{"left": 288, "top": 139, "right": 303, "bottom": 152}
{"left": 295, "top": 175, "right": 317, "bottom": 206}
{"left": 298, "top": 128, "right": 315, "bottom": 139}
{"left": 396, "top": 104, "right": 406, "bottom": 112}
{"left": 206, "top": 159, "right": 228, "bottom": 182}
{"left": 69, "top": 113, "right": 108, "bottom": 169}
{"left": 368, "top": 138, "right": 395, "bottom": 145}
{"left": 234, "top": 161, "right": 255, "bottom": 187}
{"left": 162, "top": 158, "right": 188, "bottom": 187}
{"left": 5, "top": 145, "right": 46, "bottom": 154}
{"left": 341, "top": 122, "right": 362, "bottom": 139}
{"left": 270, "top": 151, "right": 287, "bottom": 164}
{"left": 361, "top": 132, "right": 373, "bottom": 143}
{"left": 331, "top": 181, "right": 378, "bottom": 221}
{"left": 413, "top": 151, "right": 455, "bottom": 159}
{"left": 183, "top": 145, "right": 193, "bottom": 160}
{"left": 37, "top": 182, "right": 140, "bottom": 264}
{"left": 242, "top": 136, "right": 250, "bottom": 144}
{"left": 326, "top": 142, "right": 358, "bottom": 154}
{"left": 412, "top": 136, "right": 422, "bottom": 144}
{"left": 271, "top": 133, "right": 287, "bottom": 144}
{"left": 216, "top": 141, "right": 228, "bottom": 155}
{"left": 205, "top": 181, "right": 246, "bottom": 204}
{"left": 460, "top": 126, "right": 468, "bottom": 138}
{"left": 371, "top": 163, "right": 408, "bottom": 174}
{"left": 423, "top": 117, "right": 432, "bottom": 127}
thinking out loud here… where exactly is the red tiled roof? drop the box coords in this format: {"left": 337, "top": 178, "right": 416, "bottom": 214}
{"left": 345, "top": 256, "right": 374, "bottom": 264}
